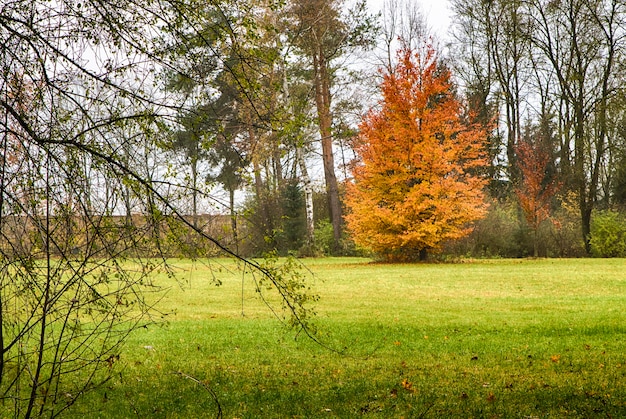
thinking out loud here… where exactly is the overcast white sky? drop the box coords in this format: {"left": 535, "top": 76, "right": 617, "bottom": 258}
{"left": 366, "top": 0, "right": 453, "bottom": 40}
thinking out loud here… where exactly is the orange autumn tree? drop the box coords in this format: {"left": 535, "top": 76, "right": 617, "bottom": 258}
{"left": 345, "top": 44, "right": 488, "bottom": 261}
{"left": 514, "top": 136, "right": 561, "bottom": 257}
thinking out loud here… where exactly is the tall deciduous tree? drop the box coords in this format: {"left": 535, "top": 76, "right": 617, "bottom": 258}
{"left": 452, "top": 0, "right": 626, "bottom": 254}
{"left": 528, "top": 0, "right": 625, "bottom": 253}
{"left": 346, "top": 45, "right": 488, "bottom": 261}
{"left": 290, "top": 0, "right": 376, "bottom": 253}
{"left": 451, "top": 0, "right": 532, "bottom": 188}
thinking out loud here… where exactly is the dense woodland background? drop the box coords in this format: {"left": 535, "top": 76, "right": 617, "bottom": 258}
{"left": 3, "top": 0, "right": 626, "bottom": 261}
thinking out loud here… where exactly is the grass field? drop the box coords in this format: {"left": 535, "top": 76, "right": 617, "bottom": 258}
{"left": 68, "top": 258, "right": 626, "bottom": 418}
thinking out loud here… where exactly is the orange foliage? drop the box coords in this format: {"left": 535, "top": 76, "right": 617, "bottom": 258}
{"left": 514, "top": 137, "right": 561, "bottom": 256}
{"left": 345, "top": 44, "right": 488, "bottom": 260}
{"left": 514, "top": 139, "right": 560, "bottom": 229}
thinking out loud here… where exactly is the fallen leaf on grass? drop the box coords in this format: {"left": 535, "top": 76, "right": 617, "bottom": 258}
{"left": 550, "top": 354, "right": 561, "bottom": 363}
{"left": 401, "top": 378, "right": 416, "bottom": 393}
{"left": 487, "top": 392, "right": 496, "bottom": 402}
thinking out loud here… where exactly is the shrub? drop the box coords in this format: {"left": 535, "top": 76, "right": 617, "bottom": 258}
{"left": 444, "top": 199, "right": 524, "bottom": 258}
{"left": 442, "top": 195, "right": 586, "bottom": 258}
{"left": 590, "top": 210, "right": 626, "bottom": 257}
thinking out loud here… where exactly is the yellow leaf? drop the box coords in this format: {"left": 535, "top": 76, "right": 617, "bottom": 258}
{"left": 401, "top": 378, "right": 416, "bottom": 393}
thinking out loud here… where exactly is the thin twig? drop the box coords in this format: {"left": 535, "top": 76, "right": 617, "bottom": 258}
{"left": 172, "top": 371, "right": 222, "bottom": 419}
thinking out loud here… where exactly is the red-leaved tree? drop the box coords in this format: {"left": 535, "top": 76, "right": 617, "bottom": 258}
{"left": 514, "top": 136, "right": 561, "bottom": 257}
{"left": 345, "top": 44, "right": 488, "bottom": 261}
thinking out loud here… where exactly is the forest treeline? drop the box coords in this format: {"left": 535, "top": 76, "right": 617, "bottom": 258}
{"left": 3, "top": 0, "right": 626, "bottom": 263}
{"left": 155, "top": 0, "right": 626, "bottom": 260}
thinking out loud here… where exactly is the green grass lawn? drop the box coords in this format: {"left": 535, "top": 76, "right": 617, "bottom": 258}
{"left": 68, "top": 258, "right": 625, "bottom": 418}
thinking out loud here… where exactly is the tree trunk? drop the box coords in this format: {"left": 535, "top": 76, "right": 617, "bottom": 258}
{"left": 313, "top": 48, "right": 342, "bottom": 252}
{"left": 250, "top": 128, "right": 275, "bottom": 245}
{"left": 581, "top": 203, "right": 592, "bottom": 254}
{"left": 296, "top": 145, "right": 315, "bottom": 249}
{"left": 229, "top": 187, "right": 238, "bottom": 253}
{"left": 191, "top": 154, "right": 198, "bottom": 229}
{"left": 574, "top": 97, "right": 590, "bottom": 253}
{"left": 281, "top": 52, "right": 315, "bottom": 250}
